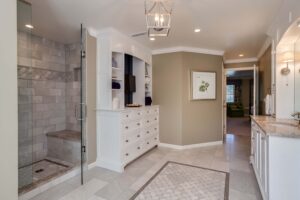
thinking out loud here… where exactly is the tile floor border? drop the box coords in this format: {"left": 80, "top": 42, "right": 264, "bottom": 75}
{"left": 130, "top": 161, "right": 230, "bottom": 200}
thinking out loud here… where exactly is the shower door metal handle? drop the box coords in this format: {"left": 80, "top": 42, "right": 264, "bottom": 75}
{"left": 75, "top": 103, "right": 87, "bottom": 121}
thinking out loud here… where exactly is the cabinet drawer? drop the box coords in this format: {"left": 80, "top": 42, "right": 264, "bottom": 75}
{"left": 122, "top": 129, "right": 142, "bottom": 147}
{"left": 122, "top": 110, "right": 144, "bottom": 121}
{"left": 152, "top": 134, "right": 159, "bottom": 143}
{"left": 143, "top": 115, "right": 159, "bottom": 127}
{"left": 122, "top": 140, "right": 143, "bottom": 164}
{"left": 144, "top": 107, "right": 159, "bottom": 116}
{"left": 122, "top": 119, "right": 143, "bottom": 132}
{"left": 122, "top": 111, "right": 133, "bottom": 121}
{"left": 122, "top": 140, "right": 139, "bottom": 162}
{"left": 144, "top": 124, "right": 158, "bottom": 136}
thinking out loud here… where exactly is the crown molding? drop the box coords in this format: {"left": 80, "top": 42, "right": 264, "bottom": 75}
{"left": 224, "top": 57, "right": 258, "bottom": 64}
{"left": 152, "top": 46, "right": 224, "bottom": 56}
{"left": 257, "top": 37, "right": 272, "bottom": 59}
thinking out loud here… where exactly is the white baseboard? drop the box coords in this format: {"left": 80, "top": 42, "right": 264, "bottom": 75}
{"left": 88, "top": 161, "right": 97, "bottom": 170}
{"left": 158, "top": 141, "right": 223, "bottom": 150}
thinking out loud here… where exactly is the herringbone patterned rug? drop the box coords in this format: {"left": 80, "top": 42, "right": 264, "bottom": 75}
{"left": 131, "top": 161, "right": 229, "bottom": 200}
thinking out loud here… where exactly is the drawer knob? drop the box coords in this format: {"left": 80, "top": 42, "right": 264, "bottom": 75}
{"left": 138, "top": 112, "right": 141, "bottom": 115}
{"left": 147, "top": 120, "right": 149, "bottom": 123}
{"left": 154, "top": 128, "right": 157, "bottom": 130}
{"left": 147, "top": 142, "right": 149, "bottom": 144}
{"left": 146, "top": 131, "right": 149, "bottom": 134}
{"left": 125, "top": 140, "right": 129, "bottom": 143}
{"left": 125, "top": 126, "right": 129, "bottom": 129}
{"left": 137, "top": 123, "right": 140, "bottom": 126}
{"left": 147, "top": 111, "right": 149, "bottom": 113}
{"left": 126, "top": 153, "right": 129, "bottom": 156}
{"left": 155, "top": 137, "right": 157, "bottom": 140}
{"left": 126, "top": 115, "right": 129, "bottom": 118}
{"left": 137, "top": 134, "right": 140, "bottom": 138}
{"left": 137, "top": 146, "right": 140, "bottom": 150}
{"left": 155, "top": 118, "right": 157, "bottom": 120}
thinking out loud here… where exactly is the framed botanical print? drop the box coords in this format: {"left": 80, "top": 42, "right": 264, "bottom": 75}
{"left": 190, "top": 70, "right": 216, "bottom": 100}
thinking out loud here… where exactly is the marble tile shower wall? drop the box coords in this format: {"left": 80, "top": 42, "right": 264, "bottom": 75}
{"left": 17, "top": 31, "right": 81, "bottom": 168}
{"left": 65, "top": 43, "right": 81, "bottom": 132}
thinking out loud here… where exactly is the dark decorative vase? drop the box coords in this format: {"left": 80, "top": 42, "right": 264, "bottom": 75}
{"left": 145, "top": 96, "right": 152, "bottom": 106}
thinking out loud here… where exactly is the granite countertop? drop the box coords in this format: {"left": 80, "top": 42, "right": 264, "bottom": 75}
{"left": 251, "top": 116, "right": 300, "bottom": 138}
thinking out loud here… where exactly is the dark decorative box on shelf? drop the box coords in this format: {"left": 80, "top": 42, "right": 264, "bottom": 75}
{"left": 112, "top": 82, "right": 121, "bottom": 89}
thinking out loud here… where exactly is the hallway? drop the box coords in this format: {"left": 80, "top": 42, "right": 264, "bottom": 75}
{"left": 227, "top": 117, "right": 252, "bottom": 137}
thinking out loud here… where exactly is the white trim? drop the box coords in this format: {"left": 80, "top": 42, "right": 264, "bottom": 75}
{"left": 152, "top": 46, "right": 224, "bottom": 56}
{"left": 257, "top": 37, "right": 272, "bottom": 59}
{"left": 224, "top": 57, "right": 258, "bottom": 64}
{"left": 158, "top": 143, "right": 184, "bottom": 150}
{"left": 225, "top": 66, "right": 255, "bottom": 72}
{"left": 158, "top": 141, "right": 223, "bottom": 150}
{"left": 88, "top": 161, "right": 97, "bottom": 170}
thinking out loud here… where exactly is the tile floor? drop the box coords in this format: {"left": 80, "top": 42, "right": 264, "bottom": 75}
{"left": 28, "top": 134, "right": 262, "bottom": 200}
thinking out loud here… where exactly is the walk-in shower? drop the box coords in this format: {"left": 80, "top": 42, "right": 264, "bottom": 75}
{"left": 17, "top": 0, "right": 86, "bottom": 194}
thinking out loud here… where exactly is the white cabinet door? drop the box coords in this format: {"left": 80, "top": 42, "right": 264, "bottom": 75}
{"left": 261, "top": 133, "right": 269, "bottom": 196}
{"left": 255, "top": 130, "right": 261, "bottom": 175}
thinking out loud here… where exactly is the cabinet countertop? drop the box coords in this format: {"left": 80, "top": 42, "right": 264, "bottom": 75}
{"left": 95, "top": 105, "right": 159, "bottom": 112}
{"left": 251, "top": 115, "right": 300, "bottom": 138}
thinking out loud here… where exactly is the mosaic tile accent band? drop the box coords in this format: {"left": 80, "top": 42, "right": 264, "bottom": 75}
{"left": 131, "top": 161, "right": 229, "bottom": 200}
{"left": 18, "top": 65, "right": 67, "bottom": 82}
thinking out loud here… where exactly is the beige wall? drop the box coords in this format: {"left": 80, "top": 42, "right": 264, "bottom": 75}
{"left": 181, "top": 53, "right": 223, "bottom": 144}
{"left": 0, "top": 0, "right": 18, "bottom": 199}
{"left": 152, "top": 53, "right": 183, "bottom": 145}
{"left": 258, "top": 46, "right": 272, "bottom": 115}
{"left": 86, "top": 32, "right": 97, "bottom": 164}
{"left": 153, "top": 52, "right": 223, "bottom": 145}
{"left": 224, "top": 61, "right": 257, "bottom": 69}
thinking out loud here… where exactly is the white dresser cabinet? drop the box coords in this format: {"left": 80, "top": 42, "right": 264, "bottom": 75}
{"left": 96, "top": 106, "right": 159, "bottom": 172}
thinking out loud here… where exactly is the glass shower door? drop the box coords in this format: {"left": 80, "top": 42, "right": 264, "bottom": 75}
{"left": 79, "top": 24, "right": 87, "bottom": 185}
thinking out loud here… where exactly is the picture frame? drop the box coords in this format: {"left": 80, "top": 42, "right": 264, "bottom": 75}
{"left": 190, "top": 70, "right": 216, "bottom": 100}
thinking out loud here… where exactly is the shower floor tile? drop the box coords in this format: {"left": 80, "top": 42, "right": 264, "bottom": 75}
{"left": 19, "top": 159, "right": 73, "bottom": 195}
{"left": 32, "top": 160, "right": 70, "bottom": 181}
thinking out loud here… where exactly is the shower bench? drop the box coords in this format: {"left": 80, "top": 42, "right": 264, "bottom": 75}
{"left": 46, "top": 130, "right": 81, "bottom": 165}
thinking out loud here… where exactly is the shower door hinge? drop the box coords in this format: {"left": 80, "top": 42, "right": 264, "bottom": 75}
{"left": 81, "top": 145, "right": 86, "bottom": 153}
{"left": 81, "top": 51, "right": 86, "bottom": 58}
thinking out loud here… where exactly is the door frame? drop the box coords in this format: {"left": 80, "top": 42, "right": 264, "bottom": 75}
{"left": 222, "top": 66, "right": 257, "bottom": 139}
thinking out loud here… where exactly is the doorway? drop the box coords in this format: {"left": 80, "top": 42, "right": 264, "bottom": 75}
{"left": 222, "top": 66, "right": 258, "bottom": 137}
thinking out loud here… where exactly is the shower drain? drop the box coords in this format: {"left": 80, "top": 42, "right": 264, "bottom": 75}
{"left": 35, "top": 169, "right": 44, "bottom": 173}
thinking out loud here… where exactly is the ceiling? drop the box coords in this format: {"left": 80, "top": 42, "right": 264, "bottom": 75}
{"left": 26, "top": 0, "right": 283, "bottom": 59}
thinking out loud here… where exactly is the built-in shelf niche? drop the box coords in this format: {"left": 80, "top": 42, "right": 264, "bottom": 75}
{"left": 111, "top": 52, "right": 124, "bottom": 109}
{"left": 145, "top": 63, "right": 152, "bottom": 98}
{"left": 97, "top": 28, "right": 152, "bottom": 111}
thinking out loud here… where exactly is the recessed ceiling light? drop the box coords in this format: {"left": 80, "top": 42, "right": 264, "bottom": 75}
{"left": 194, "top": 28, "right": 201, "bottom": 33}
{"left": 150, "top": 37, "right": 155, "bottom": 41}
{"left": 239, "top": 54, "right": 244, "bottom": 57}
{"left": 25, "top": 24, "right": 34, "bottom": 29}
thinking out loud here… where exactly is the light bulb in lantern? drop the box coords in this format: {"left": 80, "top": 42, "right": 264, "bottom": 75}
{"left": 155, "top": 14, "right": 159, "bottom": 22}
